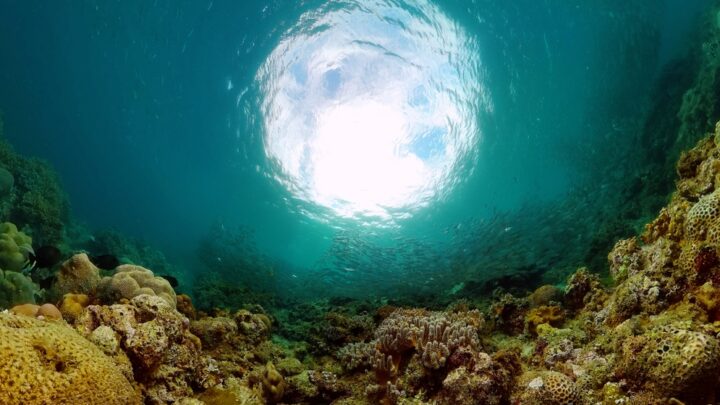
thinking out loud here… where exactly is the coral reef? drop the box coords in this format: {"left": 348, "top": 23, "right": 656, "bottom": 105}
{"left": 75, "top": 294, "right": 217, "bottom": 403}
{"left": 2, "top": 14, "right": 720, "bottom": 402}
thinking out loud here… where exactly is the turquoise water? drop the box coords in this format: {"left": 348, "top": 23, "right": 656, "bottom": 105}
{"left": 0, "top": 0, "right": 714, "bottom": 303}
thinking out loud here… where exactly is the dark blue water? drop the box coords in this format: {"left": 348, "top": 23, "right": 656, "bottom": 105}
{"left": 0, "top": 0, "right": 712, "bottom": 302}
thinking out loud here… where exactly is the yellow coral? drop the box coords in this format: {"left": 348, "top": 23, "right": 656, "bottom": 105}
{"left": 0, "top": 313, "right": 140, "bottom": 404}
{"left": 525, "top": 305, "right": 564, "bottom": 336}
{"left": 99, "top": 264, "right": 176, "bottom": 307}
{"left": 59, "top": 293, "right": 90, "bottom": 322}
{"left": 55, "top": 253, "right": 101, "bottom": 296}
{"left": 0, "top": 222, "right": 32, "bottom": 271}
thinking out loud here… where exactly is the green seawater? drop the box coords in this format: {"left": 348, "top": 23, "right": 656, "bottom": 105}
{"left": 0, "top": 0, "right": 716, "bottom": 306}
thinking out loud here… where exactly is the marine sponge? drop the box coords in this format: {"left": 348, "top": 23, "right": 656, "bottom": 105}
{"left": 619, "top": 324, "right": 720, "bottom": 400}
{"left": 0, "top": 268, "right": 37, "bottom": 308}
{"left": 55, "top": 253, "right": 101, "bottom": 296}
{"left": 0, "top": 222, "right": 32, "bottom": 271}
{"left": 98, "top": 264, "right": 176, "bottom": 307}
{"left": 0, "top": 312, "right": 140, "bottom": 404}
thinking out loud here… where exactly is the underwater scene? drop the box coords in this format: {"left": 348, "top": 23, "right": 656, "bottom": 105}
{"left": 3, "top": 0, "right": 720, "bottom": 403}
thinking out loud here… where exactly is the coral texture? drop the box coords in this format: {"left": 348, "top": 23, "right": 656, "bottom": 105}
{"left": 55, "top": 253, "right": 101, "bottom": 297}
{"left": 98, "top": 264, "right": 177, "bottom": 307}
{"left": 0, "top": 313, "right": 140, "bottom": 404}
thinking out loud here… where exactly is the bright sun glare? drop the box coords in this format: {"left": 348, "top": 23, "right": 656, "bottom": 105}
{"left": 258, "top": 0, "right": 486, "bottom": 223}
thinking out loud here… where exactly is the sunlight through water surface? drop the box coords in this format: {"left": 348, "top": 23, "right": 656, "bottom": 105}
{"left": 258, "top": 0, "right": 488, "bottom": 224}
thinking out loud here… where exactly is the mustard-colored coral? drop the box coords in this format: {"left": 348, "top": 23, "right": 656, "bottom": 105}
{"left": 0, "top": 222, "right": 32, "bottom": 271}
{"left": 525, "top": 305, "right": 564, "bottom": 336}
{"left": 98, "top": 264, "right": 176, "bottom": 307}
{"left": 0, "top": 313, "right": 140, "bottom": 404}
{"left": 59, "top": 292, "right": 90, "bottom": 322}
{"left": 55, "top": 253, "right": 101, "bottom": 296}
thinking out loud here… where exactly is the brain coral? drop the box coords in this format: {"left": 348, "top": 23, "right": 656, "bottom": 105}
{"left": 0, "top": 313, "right": 140, "bottom": 404}
{"left": 0, "top": 222, "right": 32, "bottom": 271}
{"left": 619, "top": 324, "right": 720, "bottom": 399}
{"left": 55, "top": 253, "right": 101, "bottom": 296}
{"left": 99, "top": 264, "right": 176, "bottom": 307}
